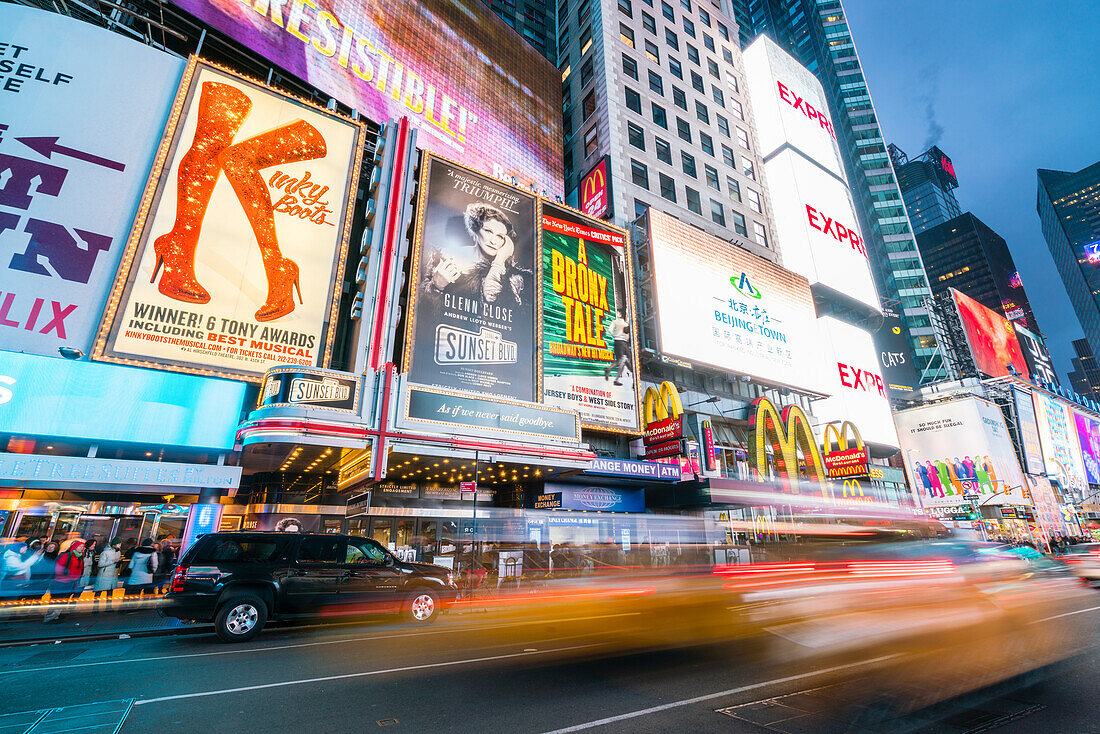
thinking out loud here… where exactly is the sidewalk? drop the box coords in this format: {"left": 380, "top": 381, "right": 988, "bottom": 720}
{"left": 0, "top": 594, "right": 204, "bottom": 644}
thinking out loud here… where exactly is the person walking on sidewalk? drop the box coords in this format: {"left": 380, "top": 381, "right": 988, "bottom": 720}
{"left": 0, "top": 541, "right": 42, "bottom": 596}
{"left": 126, "top": 538, "right": 159, "bottom": 597}
{"left": 94, "top": 537, "right": 123, "bottom": 611}
{"left": 46, "top": 540, "right": 85, "bottom": 622}
{"left": 154, "top": 540, "right": 176, "bottom": 593}
{"left": 78, "top": 538, "right": 99, "bottom": 593}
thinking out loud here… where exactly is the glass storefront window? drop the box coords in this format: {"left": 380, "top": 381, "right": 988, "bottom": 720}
{"left": 372, "top": 520, "right": 392, "bottom": 549}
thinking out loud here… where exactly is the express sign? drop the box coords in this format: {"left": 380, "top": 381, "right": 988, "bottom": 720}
{"left": 838, "top": 362, "right": 886, "bottom": 398}
{"left": 777, "top": 81, "right": 835, "bottom": 140}
{"left": 806, "top": 205, "right": 866, "bottom": 257}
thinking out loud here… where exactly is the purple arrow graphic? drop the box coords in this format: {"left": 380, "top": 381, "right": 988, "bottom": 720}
{"left": 15, "top": 136, "right": 126, "bottom": 172}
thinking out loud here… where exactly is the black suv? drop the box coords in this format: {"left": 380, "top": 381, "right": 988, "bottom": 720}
{"left": 164, "top": 532, "right": 458, "bottom": 642}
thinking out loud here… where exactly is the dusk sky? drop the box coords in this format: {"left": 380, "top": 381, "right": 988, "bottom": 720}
{"left": 844, "top": 0, "right": 1100, "bottom": 380}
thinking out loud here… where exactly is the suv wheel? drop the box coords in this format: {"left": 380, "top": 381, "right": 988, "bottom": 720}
{"left": 215, "top": 594, "right": 268, "bottom": 642}
{"left": 404, "top": 588, "right": 439, "bottom": 624}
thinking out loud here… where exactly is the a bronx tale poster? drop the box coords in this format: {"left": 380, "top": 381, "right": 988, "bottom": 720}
{"left": 404, "top": 155, "right": 537, "bottom": 401}
{"left": 540, "top": 203, "right": 640, "bottom": 432}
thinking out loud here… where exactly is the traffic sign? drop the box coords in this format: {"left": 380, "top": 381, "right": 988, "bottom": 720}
{"left": 963, "top": 493, "right": 980, "bottom": 500}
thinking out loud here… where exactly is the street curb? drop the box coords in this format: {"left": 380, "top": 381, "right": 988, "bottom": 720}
{"left": 0, "top": 624, "right": 212, "bottom": 649}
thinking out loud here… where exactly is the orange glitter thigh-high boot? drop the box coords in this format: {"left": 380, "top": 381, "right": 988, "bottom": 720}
{"left": 218, "top": 119, "right": 327, "bottom": 322}
{"left": 152, "top": 81, "right": 252, "bottom": 303}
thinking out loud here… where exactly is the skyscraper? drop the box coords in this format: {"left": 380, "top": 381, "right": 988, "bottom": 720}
{"left": 890, "top": 144, "right": 961, "bottom": 235}
{"left": 554, "top": 0, "right": 778, "bottom": 257}
{"left": 1037, "top": 161, "right": 1100, "bottom": 363}
{"left": 480, "top": 0, "right": 556, "bottom": 62}
{"left": 916, "top": 212, "right": 1040, "bottom": 332}
{"left": 1069, "top": 338, "right": 1100, "bottom": 400}
{"left": 730, "top": 0, "right": 945, "bottom": 385}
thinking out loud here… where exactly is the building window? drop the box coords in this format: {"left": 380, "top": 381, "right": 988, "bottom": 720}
{"left": 582, "top": 90, "right": 596, "bottom": 120}
{"left": 712, "top": 86, "right": 724, "bottom": 106}
{"left": 584, "top": 125, "right": 598, "bottom": 156}
{"left": 652, "top": 103, "right": 668, "bottom": 128}
{"left": 661, "top": 1, "right": 675, "bottom": 21}
{"left": 642, "top": 11, "right": 656, "bottom": 33}
{"left": 659, "top": 172, "right": 676, "bottom": 202}
{"left": 717, "top": 22, "right": 729, "bottom": 41}
{"left": 681, "top": 151, "right": 697, "bottom": 178}
{"left": 628, "top": 121, "right": 646, "bottom": 150}
{"left": 687, "top": 45, "right": 700, "bottom": 65}
{"left": 753, "top": 221, "right": 768, "bottom": 247}
{"left": 669, "top": 57, "right": 683, "bottom": 79}
{"left": 645, "top": 40, "right": 660, "bottom": 63}
{"left": 699, "top": 132, "right": 714, "bottom": 156}
{"left": 691, "top": 70, "right": 704, "bottom": 92}
{"left": 742, "top": 157, "right": 755, "bottom": 180}
{"left": 620, "top": 24, "right": 635, "bottom": 48}
{"left": 726, "top": 176, "right": 741, "bottom": 202}
{"left": 704, "top": 164, "right": 719, "bottom": 190}
{"left": 631, "top": 159, "right": 649, "bottom": 188}
{"left": 648, "top": 70, "right": 664, "bottom": 95}
{"left": 722, "top": 144, "right": 735, "bottom": 167}
{"left": 731, "top": 210, "right": 747, "bottom": 236}
{"left": 717, "top": 114, "right": 730, "bottom": 138}
{"left": 727, "top": 74, "right": 739, "bottom": 92}
{"left": 655, "top": 137, "right": 672, "bottom": 164}
{"left": 676, "top": 117, "right": 691, "bottom": 142}
{"left": 695, "top": 100, "right": 709, "bottom": 124}
{"left": 665, "top": 28, "right": 679, "bottom": 49}
{"left": 580, "top": 57, "right": 594, "bottom": 87}
{"left": 703, "top": 34, "right": 715, "bottom": 52}
{"left": 729, "top": 98, "right": 744, "bottom": 120}
{"left": 707, "top": 59, "right": 720, "bottom": 78}
{"left": 722, "top": 48, "right": 734, "bottom": 65}
{"left": 622, "top": 54, "right": 638, "bottom": 80}
{"left": 634, "top": 199, "right": 649, "bottom": 218}
{"left": 736, "top": 126, "right": 751, "bottom": 150}
{"left": 682, "top": 17, "right": 696, "bottom": 38}
{"left": 710, "top": 199, "right": 725, "bottom": 225}
{"left": 686, "top": 186, "right": 701, "bottom": 214}
{"left": 746, "top": 187, "right": 762, "bottom": 212}
{"left": 581, "top": 25, "right": 593, "bottom": 55}
{"left": 626, "top": 87, "right": 642, "bottom": 113}
{"left": 618, "top": 0, "right": 632, "bottom": 17}
{"left": 673, "top": 86, "right": 687, "bottom": 110}
{"left": 699, "top": 7, "right": 711, "bottom": 25}
{"left": 680, "top": 0, "right": 691, "bottom": 11}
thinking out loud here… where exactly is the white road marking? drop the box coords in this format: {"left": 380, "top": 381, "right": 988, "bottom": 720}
{"left": 133, "top": 643, "right": 600, "bottom": 705}
{"left": 1035, "top": 604, "right": 1100, "bottom": 622}
{"left": 0, "top": 613, "right": 635, "bottom": 677}
{"left": 539, "top": 654, "right": 901, "bottom": 734}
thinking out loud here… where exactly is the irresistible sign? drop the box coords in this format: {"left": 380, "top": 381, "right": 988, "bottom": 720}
{"left": 169, "top": 0, "right": 563, "bottom": 194}
{"left": 540, "top": 203, "right": 639, "bottom": 432}
{"left": 403, "top": 155, "right": 538, "bottom": 401}
{"left": 95, "top": 59, "right": 363, "bottom": 381}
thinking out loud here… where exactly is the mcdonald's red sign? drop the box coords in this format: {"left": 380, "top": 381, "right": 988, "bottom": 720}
{"left": 580, "top": 156, "right": 612, "bottom": 219}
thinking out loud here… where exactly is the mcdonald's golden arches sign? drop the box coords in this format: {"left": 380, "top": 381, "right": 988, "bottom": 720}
{"left": 580, "top": 156, "right": 612, "bottom": 220}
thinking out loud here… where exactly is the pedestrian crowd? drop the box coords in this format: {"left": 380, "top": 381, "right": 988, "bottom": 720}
{"left": 0, "top": 534, "right": 177, "bottom": 620}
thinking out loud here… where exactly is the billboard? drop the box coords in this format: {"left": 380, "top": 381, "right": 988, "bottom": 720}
{"left": 579, "top": 156, "right": 612, "bottom": 220}
{"left": 1014, "top": 387, "right": 1046, "bottom": 475}
{"left": 743, "top": 36, "right": 844, "bottom": 179}
{"left": 812, "top": 317, "right": 899, "bottom": 449}
{"left": 1014, "top": 324, "right": 1059, "bottom": 386}
{"left": 1033, "top": 391, "right": 1088, "bottom": 498}
{"left": 646, "top": 209, "right": 827, "bottom": 395}
{"left": 540, "top": 203, "right": 639, "bottom": 432}
{"left": 894, "top": 397, "right": 1029, "bottom": 508}
{"left": 875, "top": 303, "right": 921, "bottom": 394}
{"left": 0, "top": 350, "right": 246, "bottom": 450}
{"left": 95, "top": 60, "right": 363, "bottom": 382}
{"left": 1073, "top": 411, "right": 1100, "bottom": 485}
{"left": 0, "top": 5, "right": 185, "bottom": 358}
{"left": 763, "top": 150, "right": 879, "bottom": 311}
{"left": 170, "top": 0, "right": 562, "bottom": 195}
{"left": 952, "top": 288, "right": 1029, "bottom": 379}
{"left": 403, "top": 155, "right": 538, "bottom": 401}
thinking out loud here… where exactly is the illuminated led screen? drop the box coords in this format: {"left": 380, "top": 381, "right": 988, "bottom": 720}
{"left": 646, "top": 209, "right": 827, "bottom": 395}
{"left": 171, "top": 0, "right": 563, "bottom": 194}
{"left": 952, "top": 289, "right": 1029, "bottom": 379}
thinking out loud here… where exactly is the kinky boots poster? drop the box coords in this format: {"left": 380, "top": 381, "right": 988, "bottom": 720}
{"left": 94, "top": 59, "right": 363, "bottom": 381}
{"left": 403, "top": 155, "right": 538, "bottom": 402}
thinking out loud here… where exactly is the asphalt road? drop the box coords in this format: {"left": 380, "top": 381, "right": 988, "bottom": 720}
{"left": 0, "top": 602, "right": 1096, "bottom": 734}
